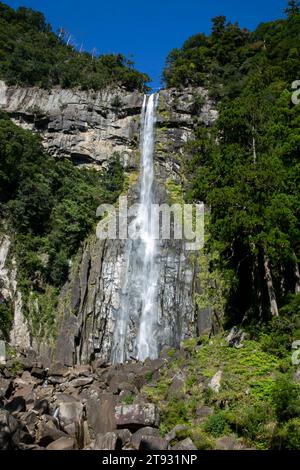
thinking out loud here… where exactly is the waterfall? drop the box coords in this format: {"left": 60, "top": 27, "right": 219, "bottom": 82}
{"left": 111, "top": 93, "right": 159, "bottom": 363}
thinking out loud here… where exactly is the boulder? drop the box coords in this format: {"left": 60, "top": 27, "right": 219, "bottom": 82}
{"left": 168, "top": 372, "right": 185, "bottom": 398}
{"left": 172, "top": 437, "right": 197, "bottom": 450}
{"left": 165, "top": 424, "right": 189, "bottom": 442}
{"left": 69, "top": 377, "right": 93, "bottom": 388}
{"left": 86, "top": 393, "right": 116, "bottom": 436}
{"left": 23, "top": 411, "right": 40, "bottom": 435}
{"left": 130, "top": 427, "right": 160, "bottom": 450}
{"left": 139, "top": 435, "right": 168, "bottom": 450}
{"left": 36, "top": 418, "right": 67, "bottom": 447}
{"left": 57, "top": 400, "right": 83, "bottom": 428}
{"left": 93, "top": 432, "right": 118, "bottom": 450}
{"left": 0, "top": 377, "right": 12, "bottom": 399}
{"left": 115, "top": 429, "right": 131, "bottom": 447}
{"left": 115, "top": 403, "right": 159, "bottom": 430}
{"left": 0, "top": 409, "right": 19, "bottom": 449}
{"left": 208, "top": 370, "right": 222, "bottom": 393}
{"left": 31, "top": 366, "right": 46, "bottom": 379}
{"left": 47, "top": 436, "right": 75, "bottom": 450}
{"left": 48, "top": 363, "right": 70, "bottom": 377}
{"left": 226, "top": 327, "right": 246, "bottom": 348}
{"left": 33, "top": 399, "right": 49, "bottom": 415}
{"left": 5, "top": 396, "right": 26, "bottom": 413}
{"left": 196, "top": 406, "right": 214, "bottom": 418}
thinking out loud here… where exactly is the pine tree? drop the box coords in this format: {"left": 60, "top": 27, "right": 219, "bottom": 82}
{"left": 285, "top": 0, "right": 300, "bottom": 16}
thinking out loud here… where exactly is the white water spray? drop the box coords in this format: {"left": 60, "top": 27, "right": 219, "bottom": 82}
{"left": 111, "top": 93, "right": 159, "bottom": 363}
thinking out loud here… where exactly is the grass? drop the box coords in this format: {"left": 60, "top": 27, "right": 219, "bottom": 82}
{"left": 142, "top": 333, "right": 289, "bottom": 449}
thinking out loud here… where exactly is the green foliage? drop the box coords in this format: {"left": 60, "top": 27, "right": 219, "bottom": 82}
{"left": 169, "top": 6, "right": 300, "bottom": 324}
{"left": 204, "top": 412, "right": 230, "bottom": 437}
{"left": 257, "top": 294, "right": 300, "bottom": 358}
{"left": 9, "top": 359, "right": 24, "bottom": 376}
{"left": 145, "top": 371, "right": 153, "bottom": 382}
{"left": 0, "top": 299, "right": 13, "bottom": 340}
{"left": 0, "top": 2, "right": 149, "bottom": 91}
{"left": 271, "top": 418, "right": 300, "bottom": 450}
{"left": 271, "top": 374, "right": 300, "bottom": 422}
{"left": 122, "top": 393, "right": 135, "bottom": 405}
{"left": 142, "top": 333, "right": 286, "bottom": 448}
{"left": 225, "top": 403, "right": 273, "bottom": 449}
{"left": 0, "top": 114, "right": 124, "bottom": 335}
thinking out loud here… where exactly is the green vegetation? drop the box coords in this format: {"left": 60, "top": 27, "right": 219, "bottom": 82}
{"left": 0, "top": 111, "right": 124, "bottom": 338}
{"left": 0, "top": 299, "right": 13, "bottom": 340}
{"left": 165, "top": 1, "right": 300, "bottom": 326}
{"left": 143, "top": 329, "right": 300, "bottom": 449}
{"left": 122, "top": 393, "right": 135, "bottom": 405}
{"left": 0, "top": 2, "right": 149, "bottom": 91}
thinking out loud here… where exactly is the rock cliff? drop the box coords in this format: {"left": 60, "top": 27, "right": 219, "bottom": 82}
{"left": 0, "top": 82, "right": 217, "bottom": 364}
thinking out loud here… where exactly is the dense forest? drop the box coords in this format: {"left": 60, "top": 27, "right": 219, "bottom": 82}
{"left": 155, "top": 1, "right": 300, "bottom": 449}
{"left": 0, "top": 110, "right": 124, "bottom": 339}
{"left": 164, "top": 0, "right": 300, "bottom": 327}
{"left": 0, "top": 2, "right": 149, "bottom": 91}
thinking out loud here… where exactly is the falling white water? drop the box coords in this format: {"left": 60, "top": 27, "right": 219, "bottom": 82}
{"left": 111, "top": 93, "right": 159, "bottom": 363}
{"left": 135, "top": 93, "right": 159, "bottom": 361}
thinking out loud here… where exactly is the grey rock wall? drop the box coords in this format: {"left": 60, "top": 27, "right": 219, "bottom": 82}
{"left": 0, "top": 82, "right": 217, "bottom": 363}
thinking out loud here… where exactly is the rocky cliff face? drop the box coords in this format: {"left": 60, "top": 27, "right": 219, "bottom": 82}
{"left": 0, "top": 80, "right": 143, "bottom": 168}
{"left": 53, "top": 87, "right": 217, "bottom": 366}
{"left": 0, "top": 82, "right": 217, "bottom": 365}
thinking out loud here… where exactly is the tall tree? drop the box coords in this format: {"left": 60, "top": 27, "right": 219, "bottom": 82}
{"left": 285, "top": 0, "right": 300, "bottom": 16}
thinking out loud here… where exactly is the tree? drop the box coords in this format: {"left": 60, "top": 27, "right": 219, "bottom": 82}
{"left": 285, "top": 0, "right": 300, "bottom": 16}
{"left": 212, "top": 16, "right": 226, "bottom": 37}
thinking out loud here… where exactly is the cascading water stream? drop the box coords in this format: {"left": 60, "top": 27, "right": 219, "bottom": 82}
{"left": 111, "top": 93, "right": 159, "bottom": 363}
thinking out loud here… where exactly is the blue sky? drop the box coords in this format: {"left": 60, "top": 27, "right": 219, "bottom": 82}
{"left": 5, "top": 0, "right": 288, "bottom": 88}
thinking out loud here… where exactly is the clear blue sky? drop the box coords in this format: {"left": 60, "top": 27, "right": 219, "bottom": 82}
{"left": 5, "top": 0, "right": 288, "bottom": 88}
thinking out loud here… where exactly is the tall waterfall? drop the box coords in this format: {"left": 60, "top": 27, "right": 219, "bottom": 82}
{"left": 111, "top": 93, "right": 159, "bottom": 363}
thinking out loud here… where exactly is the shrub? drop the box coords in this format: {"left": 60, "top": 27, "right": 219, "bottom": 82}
{"left": 204, "top": 412, "right": 229, "bottom": 437}
{"left": 271, "top": 373, "right": 300, "bottom": 422}
{"left": 122, "top": 393, "right": 134, "bottom": 405}
{"left": 0, "top": 300, "right": 13, "bottom": 340}
{"left": 271, "top": 418, "right": 300, "bottom": 450}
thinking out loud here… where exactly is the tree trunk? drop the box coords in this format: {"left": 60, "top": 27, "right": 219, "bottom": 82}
{"left": 263, "top": 253, "right": 279, "bottom": 317}
{"left": 252, "top": 126, "right": 257, "bottom": 164}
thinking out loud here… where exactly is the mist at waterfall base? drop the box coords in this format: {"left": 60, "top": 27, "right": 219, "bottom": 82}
{"left": 111, "top": 94, "right": 160, "bottom": 364}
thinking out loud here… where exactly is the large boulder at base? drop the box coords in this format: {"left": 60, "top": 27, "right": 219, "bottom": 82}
{"left": 5, "top": 396, "right": 26, "bottom": 413}
{"left": 129, "top": 427, "right": 160, "bottom": 450}
{"left": 0, "top": 409, "right": 19, "bottom": 449}
{"left": 172, "top": 438, "right": 198, "bottom": 450}
{"left": 0, "top": 377, "right": 12, "bottom": 399}
{"left": 57, "top": 400, "right": 83, "bottom": 428}
{"left": 36, "top": 417, "right": 67, "bottom": 447}
{"left": 47, "top": 436, "right": 75, "bottom": 450}
{"left": 115, "top": 404, "right": 159, "bottom": 431}
{"left": 86, "top": 393, "right": 116, "bottom": 436}
{"left": 139, "top": 435, "right": 169, "bottom": 450}
{"left": 115, "top": 429, "right": 131, "bottom": 447}
{"left": 93, "top": 432, "right": 119, "bottom": 450}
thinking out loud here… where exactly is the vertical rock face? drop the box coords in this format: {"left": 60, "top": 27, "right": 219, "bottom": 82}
{"left": 0, "top": 80, "right": 144, "bottom": 168}
{"left": 0, "top": 82, "right": 217, "bottom": 363}
{"left": 54, "top": 87, "right": 217, "bottom": 366}
{"left": 0, "top": 233, "right": 30, "bottom": 347}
